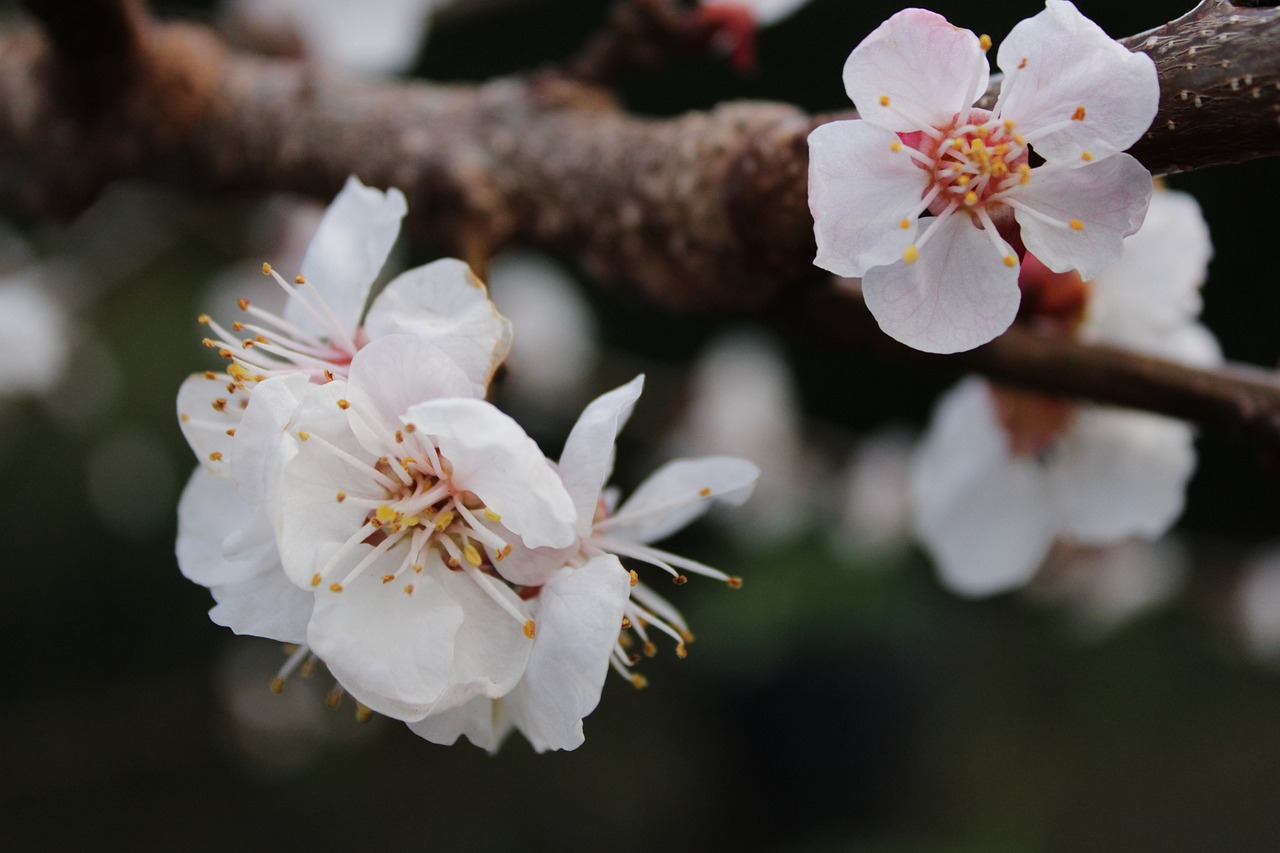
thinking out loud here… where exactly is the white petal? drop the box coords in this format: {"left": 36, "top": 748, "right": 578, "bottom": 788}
{"left": 1084, "top": 189, "right": 1213, "bottom": 331}
{"left": 558, "top": 375, "right": 645, "bottom": 537}
{"left": 289, "top": 175, "right": 407, "bottom": 339}
{"left": 1013, "top": 154, "right": 1152, "bottom": 281}
{"left": 230, "top": 374, "right": 311, "bottom": 514}
{"left": 176, "top": 467, "right": 271, "bottom": 589}
{"left": 343, "top": 334, "right": 476, "bottom": 455}
{"left": 605, "top": 457, "right": 759, "bottom": 545}
{"left": 210, "top": 567, "right": 313, "bottom": 645}
{"left": 307, "top": 547, "right": 464, "bottom": 721}
{"left": 403, "top": 398, "right": 578, "bottom": 549}
{"left": 809, "top": 120, "right": 928, "bottom": 278}
{"left": 725, "top": 0, "right": 812, "bottom": 27}
{"left": 862, "top": 214, "right": 1020, "bottom": 354}
{"left": 843, "top": 9, "right": 987, "bottom": 131}
{"left": 176, "top": 373, "right": 244, "bottom": 475}
{"left": 1049, "top": 408, "right": 1196, "bottom": 544}
{"left": 0, "top": 276, "right": 71, "bottom": 396}
{"left": 407, "top": 695, "right": 513, "bottom": 752}
{"left": 913, "top": 379, "right": 1057, "bottom": 597}
{"left": 996, "top": 0, "right": 1158, "bottom": 162}
{"left": 363, "top": 258, "right": 513, "bottom": 394}
{"left": 505, "top": 555, "right": 632, "bottom": 752}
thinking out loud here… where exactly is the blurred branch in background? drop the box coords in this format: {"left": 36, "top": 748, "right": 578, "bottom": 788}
{"left": 3, "top": 0, "right": 1280, "bottom": 449}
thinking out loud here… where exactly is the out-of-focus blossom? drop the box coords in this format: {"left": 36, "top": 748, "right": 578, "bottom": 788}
{"left": 913, "top": 189, "right": 1216, "bottom": 597}
{"left": 809, "top": 1, "right": 1157, "bottom": 353}
{"left": 0, "top": 272, "right": 72, "bottom": 398}
{"left": 666, "top": 330, "right": 809, "bottom": 541}
{"left": 486, "top": 250, "right": 598, "bottom": 407}
{"left": 699, "top": 0, "right": 812, "bottom": 70}
{"left": 837, "top": 427, "right": 916, "bottom": 560}
{"left": 225, "top": 0, "right": 443, "bottom": 75}
{"left": 1236, "top": 547, "right": 1280, "bottom": 663}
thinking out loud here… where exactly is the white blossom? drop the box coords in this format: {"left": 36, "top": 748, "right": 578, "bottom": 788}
{"left": 809, "top": 1, "right": 1158, "bottom": 353}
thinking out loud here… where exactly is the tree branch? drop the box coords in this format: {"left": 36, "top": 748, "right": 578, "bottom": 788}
{"left": 1, "top": 1, "right": 1279, "bottom": 448}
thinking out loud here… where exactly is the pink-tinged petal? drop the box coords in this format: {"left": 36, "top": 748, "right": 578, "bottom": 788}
{"left": 729, "top": 0, "right": 811, "bottom": 27}
{"left": 288, "top": 175, "right": 407, "bottom": 340}
{"left": 809, "top": 120, "right": 929, "bottom": 278}
{"left": 505, "top": 555, "right": 632, "bottom": 752}
{"left": 1049, "top": 408, "right": 1195, "bottom": 544}
{"left": 843, "top": 9, "right": 987, "bottom": 131}
{"left": 604, "top": 457, "right": 759, "bottom": 545}
{"left": 996, "top": 0, "right": 1157, "bottom": 163}
{"left": 344, "top": 334, "right": 475, "bottom": 455}
{"left": 177, "top": 467, "right": 272, "bottom": 589}
{"left": 913, "top": 378, "right": 1057, "bottom": 597}
{"left": 1013, "top": 154, "right": 1151, "bottom": 281}
{"left": 407, "top": 695, "right": 513, "bottom": 752}
{"left": 559, "top": 375, "right": 645, "bottom": 537}
{"left": 308, "top": 547, "right": 464, "bottom": 722}
{"left": 1084, "top": 189, "right": 1212, "bottom": 331}
{"left": 862, "top": 214, "right": 1020, "bottom": 354}
{"left": 176, "top": 373, "right": 245, "bottom": 475}
{"left": 403, "top": 398, "right": 578, "bottom": 549}
{"left": 363, "top": 258, "right": 513, "bottom": 394}
{"left": 210, "top": 568, "right": 312, "bottom": 645}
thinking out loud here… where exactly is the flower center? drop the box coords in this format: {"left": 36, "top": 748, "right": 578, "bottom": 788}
{"left": 921, "top": 109, "right": 1030, "bottom": 217}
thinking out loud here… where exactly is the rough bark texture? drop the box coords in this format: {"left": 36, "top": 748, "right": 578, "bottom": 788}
{"left": 3, "top": 0, "right": 1280, "bottom": 448}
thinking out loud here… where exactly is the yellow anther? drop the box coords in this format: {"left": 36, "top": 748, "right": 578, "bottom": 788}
{"left": 180, "top": 413, "right": 190, "bottom": 422}
{"left": 336, "top": 398, "right": 350, "bottom": 410}
{"left": 643, "top": 641, "right": 658, "bottom": 658}
{"left": 402, "top": 515, "right": 421, "bottom": 528}
{"left": 310, "top": 573, "right": 321, "bottom": 587}
{"left": 629, "top": 570, "right": 638, "bottom": 587}
{"left": 225, "top": 428, "right": 236, "bottom": 437}
{"left": 899, "top": 219, "right": 911, "bottom": 230}
{"left": 1018, "top": 57, "right": 1028, "bottom": 69}
{"left": 355, "top": 704, "right": 374, "bottom": 723}
{"left": 630, "top": 674, "right": 649, "bottom": 690}
{"left": 325, "top": 687, "right": 343, "bottom": 709}
{"left": 329, "top": 582, "right": 343, "bottom": 593}
{"left": 1069, "top": 219, "right": 1084, "bottom": 231}
{"left": 196, "top": 313, "right": 211, "bottom": 325}
{"left": 394, "top": 429, "right": 404, "bottom": 443}
{"left": 376, "top": 504, "right": 397, "bottom": 523}
{"left": 680, "top": 629, "right": 696, "bottom": 643}
{"left": 270, "top": 678, "right": 284, "bottom": 694}
{"left": 227, "top": 363, "right": 251, "bottom": 380}
{"left": 971, "top": 137, "right": 986, "bottom": 152}
{"left": 979, "top": 33, "right": 992, "bottom": 51}
{"left": 434, "top": 511, "right": 455, "bottom": 532}
{"left": 403, "top": 584, "right": 415, "bottom": 596}
{"left": 412, "top": 563, "right": 423, "bottom": 573}
{"left": 1013, "top": 134, "right": 1025, "bottom": 145}
{"left": 523, "top": 620, "right": 537, "bottom": 639}
{"left": 698, "top": 487, "right": 712, "bottom": 497}
{"left": 1072, "top": 105, "right": 1086, "bottom": 121}
{"left": 483, "top": 508, "right": 502, "bottom": 522}
{"left": 294, "top": 274, "right": 306, "bottom": 285}
{"left": 1081, "top": 150, "right": 1094, "bottom": 162}
{"left": 261, "top": 262, "right": 272, "bottom": 275}
{"left": 237, "top": 298, "right": 250, "bottom": 311}
{"left": 463, "top": 543, "right": 483, "bottom": 566}
{"left": 964, "top": 191, "right": 978, "bottom": 205}
{"left": 211, "top": 398, "right": 227, "bottom": 412}
{"left": 495, "top": 545, "right": 512, "bottom": 561}
{"left": 890, "top": 140, "right": 902, "bottom": 152}
{"left": 404, "top": 423, "right": 417, "bottom": 433}
{"left": 300, "top": 658, "right": 316, "bottom": 678}
{"left": 673, "top": 574, "right": 689, "bottom": 586}
{"left": 902, "top": 245, "right": 920, "bottom": 264}
{"left": 878, "top": 95, "right": 890, "bottom": 106}
{"left": 1003, "top": 119, "right": 1016, "bottom": 131}
{"left": 727, "top": 576, "right": 744, "bottom": 589}
{"left": 951, "top": 138, "right": 965, "bottom": 150}
{"left": 956, "top": 175, "right": 970, "bottom": 186}
{"left": 621, "top": 617, "right": 632, "bottom": 630}
{"left": 336, "top": 491, "right": 346, "bottom": 502}
{"left": 1003, "top": 255, "right": 1017, "bottom": 268}
{"left": 381, "top": 574, "right": 394, "bottom": 583}
{"left": 676, "top": 644, "right": 688, "bottom": 659}
{"left": 209, "top": 451, "right": 223, "bottom": 462}
{"left": 232, "top": 321, "right": 244, "bottom": 332}
{"left": 297, "top": 430, "right": 310, "bottom": 441}
{"left": 975, "top": 125, "right": 989, "bottom": 139}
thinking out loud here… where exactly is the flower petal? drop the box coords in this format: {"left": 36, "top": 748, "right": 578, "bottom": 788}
{"left": 176, "top": 373, "right": 244, "bottom": 476}
{"left": 403, "top": 398, "right": 578, "bottom": 549}
{"left": 363, "top": 258, "right": 513, "bottom": 395}
{"left": 913, "top": 379, "right": 1057, "bottom": 597}
{"left": 1013, "top": 154, "right": 1152, "bottom": 281}
{"left": 504, "top": 555, "right": 632, "bottom": 752}
{"left": 809, "top": 120, "right": 928, "bottom": 278}
{"left": 177, "top": 466, "right": 271, "bottom": 589}
{"left": 861, "top": 213, "right": 1020, "bottom": 354}
{"left": 558, "top": 375, "right": 645, "bottom": 537}
{"left": 230, "top": 374, "right": 311, "bottom": 516}
{"left": 307, "top": 547, "right": 464, "bottom": 722}
{"left": 843, "top": 8, "right": 987, "bottom": 131}
{"left": 289, "top": 175, "right": 407, "bottom": 340}
{"left": 996, "top": 0, "right": 1158, "bottom": 163}
{"left": 407, "top": 695, "right": 513, "bottom": 752}
{"left": 210, "top": 567, "right": 312, "bottom": 645}
{"left": 604, "top": 457, "right": 759, "bottom": 545}
{"left": 1049, "top": 407, "right": 1196, "bottom": 544}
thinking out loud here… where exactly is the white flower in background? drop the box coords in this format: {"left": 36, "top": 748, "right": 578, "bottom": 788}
{"left": 837, "top": 427, "right": 916, "bottom": 560}
{"left": 913, "top": 189, "right": 1217, "bottom": 597}
{"left": 410, "top": 376, "right": 759, "bottom": 752}
{"left": 1028, "top": 539, "right": 1188, "bottom": 637}
{"left": 698, "top": 0, "right": 812, "bottom": 70}
{"left": 1235, "top": 547, "right": 1280, "bottom": 664}
{"left": 809, "top": 1, "right": 1158, "bottom": 353}
{"left": 0, "top": 272, "right": 71, "bottom": 398}
{"left": 486, "top": 249, "right": 598, "bottom": 406}
{"left": 666, "top": 329, "right": 810, "bottom": 541}
{"left": 225, "top": 0, "right": 441, "bottom": 75}
{"left": 177, "top": 175, "right": 511, "bottom": 475}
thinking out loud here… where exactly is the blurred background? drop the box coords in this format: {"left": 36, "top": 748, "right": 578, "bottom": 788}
{"left": 3, "top": 0, "right": 1280, "bottom": 849}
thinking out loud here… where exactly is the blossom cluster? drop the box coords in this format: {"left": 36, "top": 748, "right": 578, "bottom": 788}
{"left": 176, "top": 176, "right": 758, "bottom": 752}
